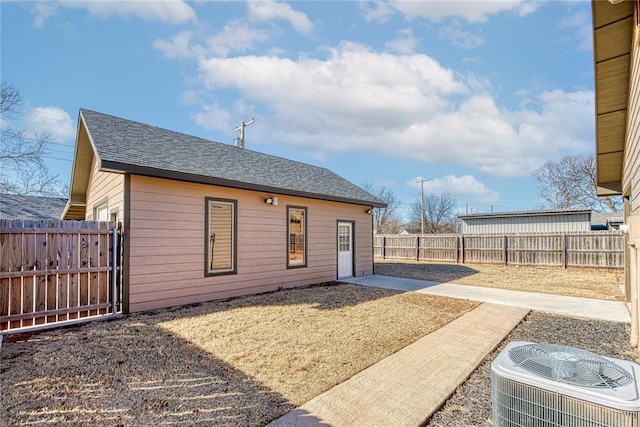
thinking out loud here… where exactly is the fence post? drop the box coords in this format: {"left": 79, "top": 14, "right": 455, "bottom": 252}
{"left": 455, "top": 235, "right": 460, "bottom": 263}
{"left": 382, "top": 236, "right": 386, "bottom": 260}
{"left": 503, "top": 235, "right": 508, "bottom": 266}
{"left": 110, "top": 228, "right": 118, "bottom": 313}
{"left": 461, "top": 235, "right": 465, "bottom": 264}
{"left": 416, "top": 236, "right": 420, "bottom": 261}
{"left": 563, "top": 234, "right": 568, "bottom": 269}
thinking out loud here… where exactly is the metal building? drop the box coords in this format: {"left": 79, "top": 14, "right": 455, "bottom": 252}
{"left": 458, "top": 209, "right": 592, "bottom": 234}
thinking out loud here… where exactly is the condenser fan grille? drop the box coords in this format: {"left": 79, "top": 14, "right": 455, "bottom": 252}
{"left": 508, "top": 343, "right": 633, "bottom": 389}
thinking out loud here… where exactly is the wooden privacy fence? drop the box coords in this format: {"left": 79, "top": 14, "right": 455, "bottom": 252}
{"left": 375, "top": 232, "right": 624, "bottom": 268}
{"left": 0, "top": 219, "right": 123, "bottom": 333}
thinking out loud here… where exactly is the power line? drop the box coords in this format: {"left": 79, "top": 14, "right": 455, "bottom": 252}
{"left": 2, "top": 133, "right": 75, "bottom": 148}
{"left": 10, "top": 116, "right": 76, "bottom": 132}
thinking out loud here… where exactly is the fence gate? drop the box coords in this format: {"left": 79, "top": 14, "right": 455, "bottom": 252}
{"left": 0, "top": 219, "right": 123, "bottom": 333}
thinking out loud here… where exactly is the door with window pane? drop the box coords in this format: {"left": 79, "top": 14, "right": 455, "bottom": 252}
{"left": 337, "top": 222, "right": 353, "bottom": 278}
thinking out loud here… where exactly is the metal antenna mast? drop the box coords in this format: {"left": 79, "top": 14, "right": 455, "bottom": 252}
{"left": 234, "top": 118, "right": 255, "bottom": 149}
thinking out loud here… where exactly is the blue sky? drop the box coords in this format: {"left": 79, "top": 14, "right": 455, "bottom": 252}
{"left": 2, "top": 1, "right": 596, "bottom": 220}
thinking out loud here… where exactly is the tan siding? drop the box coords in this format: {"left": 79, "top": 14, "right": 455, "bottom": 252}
{"left": 127, "top": 175, "right": 374, "bottom": 312}
{"left": 625, "top": 25, "right": 640, "bottom": 216}
{"left": 85, "top": 157, "right": 125, "bottom": 221}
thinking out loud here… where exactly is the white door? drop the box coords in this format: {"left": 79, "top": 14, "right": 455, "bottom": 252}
{"left": 337, "top": 222, "right": 353, "bottom": 278}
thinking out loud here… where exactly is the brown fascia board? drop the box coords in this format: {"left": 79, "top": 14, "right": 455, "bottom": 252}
{"left": 99, "top": 160, "right": 388, "bottom": 208}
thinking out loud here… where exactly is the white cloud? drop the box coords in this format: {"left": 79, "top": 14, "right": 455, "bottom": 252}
{"left": 190, "top": 103, "right": 234, "bottom": 134}
{"left": 207, "top": 21, "right": 270, "bottom": 57}
{"left": 198, "top": 42, "right": 467, "bottom": 116}
{"left": 31, "top": 2, "right": 58, "bottom": 28}
{"left": 390, "top": 0, "right": 538, "bottom": 24}
{"left": 25, "top": 107, "right": 75, "bottom": 143}
{"left": 561, "top": 9, "right": 593, "bottom": 51}
{"left": 408, "top": 175, "right": 500, "bottom": 204}
{"left": 360, "top": 1, "right": 396, "bottom": 23}
{"left": 386, "top": 28, "right": 419, "bottom": 54}
{"left": 154, "top": 31, "right": 202, "bottom": 59}
{"left": 439, "top": 20, "right": 484, "bottom": 49}
{"left": 248, "top": 1, "right": 313, "bottom": 34}
{"left": 181, "top": 90, "right": 201, "bottom": 106}
{"left": 190, "top": 43, "right": 593, "bottom": 178}
{"left": 155, "top": 22, "right": 271, "bottom": 59}
{"left": 33, "top": 0, "right": 196, "bottom": 26}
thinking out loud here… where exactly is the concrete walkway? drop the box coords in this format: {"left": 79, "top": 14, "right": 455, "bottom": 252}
{"left": 268, "top": 303, "right": 528, "bottom": 427}
{"left": 342, "top": 275, "right": 630, "bottom": 323}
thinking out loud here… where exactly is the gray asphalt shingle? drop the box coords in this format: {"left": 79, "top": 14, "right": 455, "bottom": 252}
{"left": 0, "top": 193, "right": 67, "bottom": 220}
{"left": 81, "top": 109, "right": 385, "bottom": 207}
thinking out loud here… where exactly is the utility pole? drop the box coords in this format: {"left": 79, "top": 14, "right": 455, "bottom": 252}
{"left": 234, "top": 118, "right": 255, "bottom": 149}
{"left": 417, "top": 178, "right": 428, "bottom": 235}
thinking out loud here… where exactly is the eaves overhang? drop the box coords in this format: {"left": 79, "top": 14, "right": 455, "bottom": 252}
{"left": 592, "top": 0, "right": 634, "bottom": 196}
{"left": 62, "top": 112, "right": 96, "bottom": 219}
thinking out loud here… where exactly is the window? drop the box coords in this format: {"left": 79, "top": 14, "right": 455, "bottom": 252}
{"left": 338, "top": 224, "right": 350, "bottom": 252}
{"left": 95, "top": 202, "right": 108, "bottom": 222}
{"left": 288, "top": 207, "right": 307, "bottom": 268}
{"left": 205, "top": 198, "right": 237, "bottom": 276}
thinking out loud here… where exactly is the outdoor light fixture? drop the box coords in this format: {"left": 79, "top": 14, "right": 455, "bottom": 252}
{"left": 264, "top": 197, "right": 278, "bottom": 206}
{"left": 366, "top": 208, "right": 373, "bottom": 214}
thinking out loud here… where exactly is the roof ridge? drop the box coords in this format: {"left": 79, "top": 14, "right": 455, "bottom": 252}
{"left": 79, "top": 108, "right": 335, "bottom": 174}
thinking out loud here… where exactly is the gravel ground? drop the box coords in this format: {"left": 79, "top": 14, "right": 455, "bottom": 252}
{"left": 427, "top": 312, "right": 636, "bottom": 426}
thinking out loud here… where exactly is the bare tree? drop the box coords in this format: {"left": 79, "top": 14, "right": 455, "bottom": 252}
{"left": 1, "top": 82, "right": 64, "bottom": 196}
{"left": 533, "top": 154, "right": 621, "bottom": 212}
{"left": 362, "top": 184, "right": 402, "bottom": 234}
{"left": 411, "top": 192, "right": 457, "bottom": 233}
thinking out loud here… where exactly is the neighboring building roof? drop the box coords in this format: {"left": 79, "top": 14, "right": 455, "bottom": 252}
{"left": 591, "top": 211, "right": 624, "bottom": 228}
{"left": 0, "top": 193, "right": 67, "bottom": 220}
{"left": 458, "top": 208, "right": 591, "bottom": 220}
{"left": 78, "top": 109, "right": 386, "bottom": 208}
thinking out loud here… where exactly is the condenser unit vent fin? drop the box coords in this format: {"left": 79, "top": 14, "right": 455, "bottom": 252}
{"left": 508, "top": 343, "right": 633, "bottom": 389}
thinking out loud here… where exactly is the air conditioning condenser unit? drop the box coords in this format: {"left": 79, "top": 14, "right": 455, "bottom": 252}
{"left": 492, "top": 341, "right": 640, "bottom": 427}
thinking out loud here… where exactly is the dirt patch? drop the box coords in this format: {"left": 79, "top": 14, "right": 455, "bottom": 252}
{"left": 375, "top": 260, "right": 624, "bottom": 300}
{"left": 0, "top": 282, "right": 477, "bottom": 426}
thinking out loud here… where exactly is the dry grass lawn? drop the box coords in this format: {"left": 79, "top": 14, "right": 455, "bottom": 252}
{"left": 375, "top": 260, "right": 625, "bottom": 301}
{"left": 0, "top": 282, "right": 477, "bottom": 426}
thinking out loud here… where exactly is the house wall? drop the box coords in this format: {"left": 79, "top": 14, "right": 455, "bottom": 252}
{"left": 85, "top": 157, "right": 125, "bottom": 222}
{"left": 460, "top": 213, "right": 591, "bottom": 234}
{"left": 127, "top": 175, "right": 374, "bottom": 313}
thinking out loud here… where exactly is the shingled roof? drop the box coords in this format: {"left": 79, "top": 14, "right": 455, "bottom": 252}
{"left": 0, "top": 193, "right": 67, "bottom": 220}
{"left": 80, "top": 109, "right": 385, "bottom": 207}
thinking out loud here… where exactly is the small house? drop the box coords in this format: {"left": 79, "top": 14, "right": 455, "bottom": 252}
{"left": 63, "top": 109, "right": 385, "bottom": 313}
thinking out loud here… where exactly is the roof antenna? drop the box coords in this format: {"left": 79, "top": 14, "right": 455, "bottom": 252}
{"left": 233, "top": 118, "right": 255, "bottom": 149}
